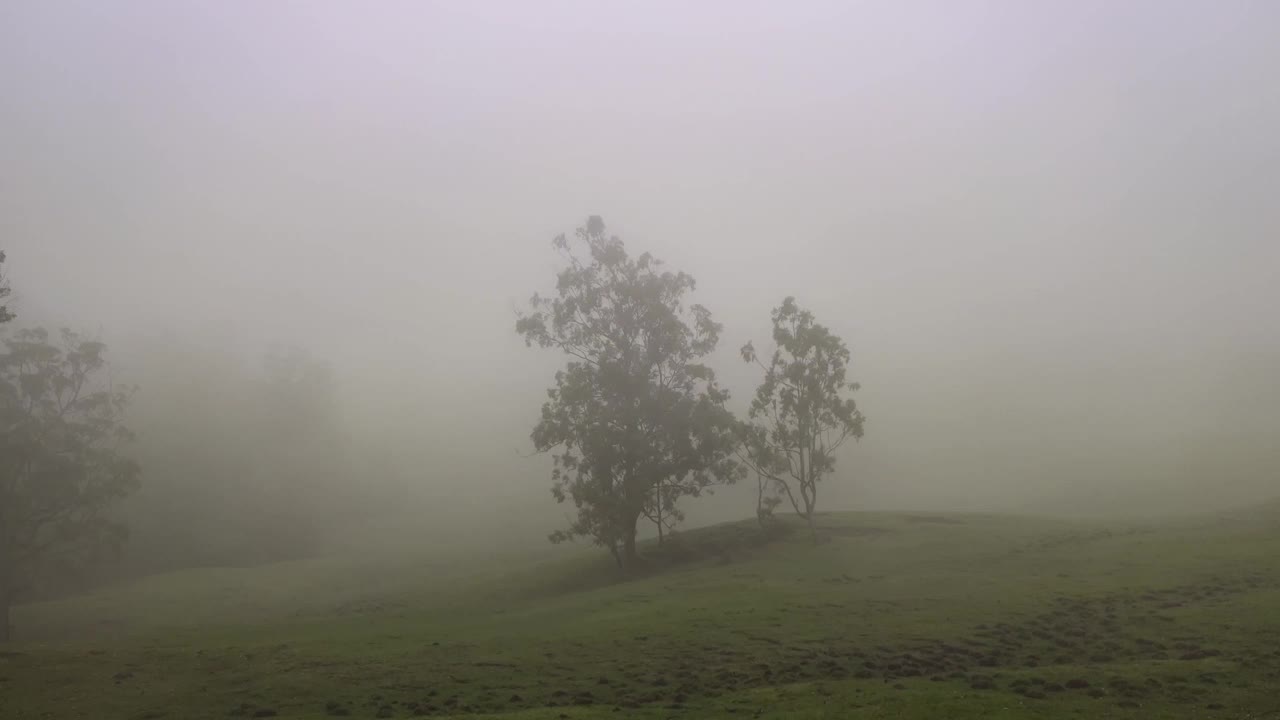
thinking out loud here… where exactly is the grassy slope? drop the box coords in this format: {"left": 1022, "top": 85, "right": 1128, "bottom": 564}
{"left": 4, "top": 509, "right": 1280, "bottom": 719}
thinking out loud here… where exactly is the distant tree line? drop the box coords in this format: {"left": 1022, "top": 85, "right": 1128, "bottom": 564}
{"left": 0, "top": 216, "right": 867, "bottom": 640}
{"left": 0, "top": 253, "right": 356, "bottom": 641}
{"left": 122, "top": 343, "right": 354, "bottom": 576}
{"left": 0, "top": 253, "right": 141, "bottom": 641}
{"left": 518, "top": 218, "right": 865, "bottom": 570}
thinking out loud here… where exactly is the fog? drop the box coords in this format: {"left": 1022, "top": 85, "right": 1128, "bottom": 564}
{"left": 3, "top": 1, "right": 1278, "bottom": 575}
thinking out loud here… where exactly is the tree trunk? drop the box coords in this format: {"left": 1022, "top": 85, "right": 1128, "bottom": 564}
{"left": 756, "top": 474, "right": 767, "bottom": 528}
{"left": 620, "top": 512, "right": 639, "bottom": 572}
{"left": 621, "top": 533, "right": 636, "bottom": 571}
{"left": 0, "top": 588, "right": 10, "bottom": 643}
{"left": 801, "top": 482, "right": 818, "bottom": 544}
{"left": 798, "top": 444, "right": 818, "bottom": 543}
{"left": 655, "top": 481, "right": 664, "bottom": 546}
{"left": 812, "top": 488, "right": 820, "bottom": 542}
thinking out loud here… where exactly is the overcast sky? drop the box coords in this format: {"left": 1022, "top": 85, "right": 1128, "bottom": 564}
{"left": 3, "top": 1, "right": 1277, "bottom": 518}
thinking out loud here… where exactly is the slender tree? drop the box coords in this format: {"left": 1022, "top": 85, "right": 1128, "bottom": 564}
{"left": 518, "top": 217, "right": 740, "bottom": 569}
{"left": 0, "top": 328, "right": 140, "bottom": 640}
{"left": 739, "top": 297, "right": 865, "bottom": 542}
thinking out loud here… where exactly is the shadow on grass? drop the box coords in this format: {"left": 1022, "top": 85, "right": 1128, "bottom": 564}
{"left": 534, "top": 519, "right": 799, "bottom": 597}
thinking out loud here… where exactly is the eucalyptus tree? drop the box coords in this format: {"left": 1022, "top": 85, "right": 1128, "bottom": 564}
{"left": 518, "top": 217, "right": 740, "bottom": 569}
{"left": 739, "top": 297, "right": 865, "bottom": 541}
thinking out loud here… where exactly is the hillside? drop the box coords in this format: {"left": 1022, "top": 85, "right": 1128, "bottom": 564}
{"left": 4, "top": 510, "right": 1280, "bottom": 719}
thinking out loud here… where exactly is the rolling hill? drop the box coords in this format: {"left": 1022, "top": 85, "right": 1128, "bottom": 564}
{"left": 4, "top": 508, "right": 1280, "bottom": 719}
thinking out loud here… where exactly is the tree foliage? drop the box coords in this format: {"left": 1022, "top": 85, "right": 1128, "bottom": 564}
{"left": 739, "top": 297, "right": 865, "bottom": 540}
{"left": 0, "top": 327, "right": 140, "bottom": 639}
{"left": 517, "top": 217, "right": 741, "bottom": 568}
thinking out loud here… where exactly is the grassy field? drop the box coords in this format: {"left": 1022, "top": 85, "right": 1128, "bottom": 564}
{"left": 4, "top": 506, "right": 1280, "bottom": 719}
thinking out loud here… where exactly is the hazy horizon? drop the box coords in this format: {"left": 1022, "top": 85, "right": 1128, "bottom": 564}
{"left": 3, "top": 1, "right": 1278, "bottom": 548}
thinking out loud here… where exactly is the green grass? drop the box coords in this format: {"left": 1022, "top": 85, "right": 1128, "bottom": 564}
{"left": 4, "top": 508, "right": 1280, "bottom": 719}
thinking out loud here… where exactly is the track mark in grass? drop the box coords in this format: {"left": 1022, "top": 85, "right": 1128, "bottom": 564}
{"left": 968, "top": 674, "right": 995, "bottom": 690}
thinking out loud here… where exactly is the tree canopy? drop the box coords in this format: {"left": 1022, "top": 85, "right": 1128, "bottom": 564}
{"left": 740, "top": 297, "right": 865, "bottom": 540}
{"left": 517, "top": 217, "right": 741, "bottom": 568}
{"left": 0, "top": 327, "right": 140, "bottom": 639}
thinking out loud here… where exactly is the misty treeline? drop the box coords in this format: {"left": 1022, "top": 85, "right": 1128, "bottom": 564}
{"left": 122, "top": 343, "right": 362, "bottom": 574}
{"left": 0, "top": 217, "right": 866, "bottom": 639}
{"left": 517, "top": 217, "right": 865, "bottom": 569}
{"left": 0, "top": 253, "right": 130, "bottom": 639}
{"left": 0, "top": 251, "right": 381, "bottom": 640}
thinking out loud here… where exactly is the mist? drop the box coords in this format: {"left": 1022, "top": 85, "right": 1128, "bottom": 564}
{"left": 3, "top": 0, "right": 1278, "bottom": 579}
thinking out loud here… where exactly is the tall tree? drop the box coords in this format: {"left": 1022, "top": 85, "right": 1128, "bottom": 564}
{"left": 0, "top": 328, "right": 140, "bottom": 640}
{"left": 517, "top": 217, "right": 740, "bottom": 569}
{"left": 739, "top": 297, "right": 865, "bottom": 542}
